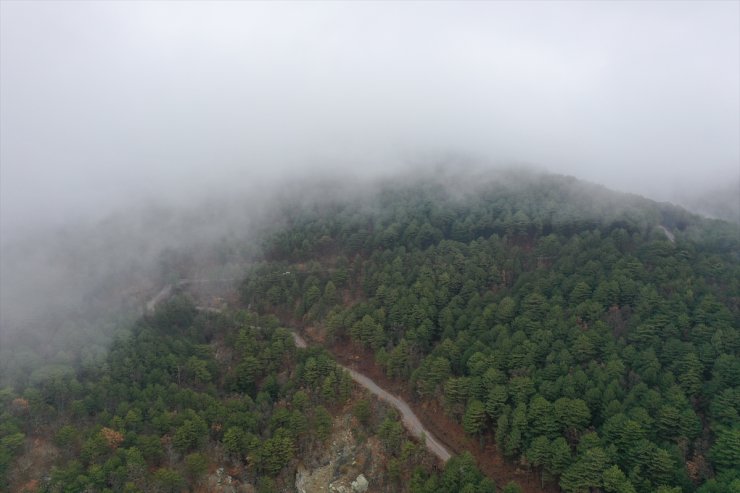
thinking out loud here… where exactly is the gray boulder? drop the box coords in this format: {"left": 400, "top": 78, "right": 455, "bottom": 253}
{"left": 351, "top": 474, "right": 369, "bottom": 493}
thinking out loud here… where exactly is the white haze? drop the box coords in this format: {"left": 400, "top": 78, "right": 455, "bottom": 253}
{"left": 2, "top": 0, "right": 739, "bottom": 241}
{"left": 1, "top": 2, "right": 739, "bottom": 375}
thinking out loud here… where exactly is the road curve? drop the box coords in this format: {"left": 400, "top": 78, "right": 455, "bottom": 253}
{"left": 291, "top": 332, "right": 452, "bottom": 463}
{"left": 146, "top": 284, "right": 453, "bottom": 464}
{"left": 342, "top": 366, "right": 452, "bottom": 462}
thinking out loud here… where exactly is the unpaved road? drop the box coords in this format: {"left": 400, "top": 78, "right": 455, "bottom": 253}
{"left": 145, "top": 287, "right": 452, "bottom": 463}
{"left": 146, "top": 284, "right": 173, "bottom": 313}
{"left": 343, "top": 366, "right": 452, "bottom": 462}
{"left": 291, "top": 332, "right": 452, "bottom": 463}
{"left": 658, "top": 225, "right": 675, "bottom": 243}
{"left": 146, "top": 278, "right": 239, "bottom": 313}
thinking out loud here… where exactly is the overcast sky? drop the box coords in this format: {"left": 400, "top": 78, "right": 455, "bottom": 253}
{"left": 1, "top": 1, "right": 738, "bottom": 237}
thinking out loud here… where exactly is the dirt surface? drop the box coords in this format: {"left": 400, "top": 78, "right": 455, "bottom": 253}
{"left": 145, "top": 278, "right": 240, "bottom": 315}
{"left": 8, "top": 437, "right": 60, "bottom": 492}
{"left": 321, "top": 337, "right": 559, "bottom": 493}
{"left": 146, "top": 284, "right": 173, "bottom": 313}
{"left": 658, "top": 225, "right": 675, "bottom": 243}
{"left": 214, "top": 292, "right": 558, "bottom": 492}
{"left": 341, "top": 367, "right": 451, "bottom": 462}
{"left": 292, "top": 332, "right": 451, "bottom": 463}
{"left": 293, "top": 332, "right": 309, "bottom": 348}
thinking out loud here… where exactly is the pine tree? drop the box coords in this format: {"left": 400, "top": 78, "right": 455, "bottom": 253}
{"left": 678, "top": 352, "right": 703, "bottom": 397}
{"left": 656, "top": 405, "right": 681, "bottom": 441}
{"left": 547, "top": 437, "right": 572, "bottom": 476}
{"left": 486, "top": 385, "right": 508, "bottom": 420}
{"left": 527, "top": 436, "right": 551, "bottom": 488}
{"left": 313, "top": 406, "right": 332, "bottom": 440}
{"left": 223, "top": 427, "right": 247, "bottom": 458}
{"left": 602, "top": 465, "right": 636, "bottom": 493}
{"left": 495, "top": 412, "right": 510, "bottom": 454}
{"left": 321, "top": 373, "right": 337, "bottom": 401}
{"left": 710, "top": 427, "right": 740, "bottom": 474}
{"left": 323, "top": 281, "right": 338, "bottom": 305}
{"left": 528, "top": 396, "right": 558, "bottom": 439}
{"left": 554, "top": 397, "right": 591, "bottom": 436}
{"left": 648, "top": 447, "right": 675, "bottom": 487}
{"left": 463, "top": 400, "right": 486, "bottom": 438}
{"left": 559, "top": 447, "right": 607, "bottom": 493}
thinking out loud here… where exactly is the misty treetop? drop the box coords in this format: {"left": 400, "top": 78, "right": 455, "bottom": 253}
{"left": 241, "top": 172, "right": 740, "bottom": 493}
{"left": 2, "top": 171, "right": 738, "bottom": 492}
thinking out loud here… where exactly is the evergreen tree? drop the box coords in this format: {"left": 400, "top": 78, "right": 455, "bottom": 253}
{"left": 463, "top": 400, "right": 487, "bottom": 438}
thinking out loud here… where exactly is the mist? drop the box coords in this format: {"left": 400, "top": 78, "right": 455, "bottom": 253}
{"left": 1, "top": 2, "right": 738, "bottom": 381}
{"left": 2, "top": 1, "right": 738, "bottom": 239}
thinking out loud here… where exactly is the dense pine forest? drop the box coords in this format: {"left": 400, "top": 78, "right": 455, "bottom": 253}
{"left": 2, "top": 294, "right": 496, "bottom": 492}
{"left": 241, "top": 172, "right": 740, "bottom": 492}
{"left": 1, "top": 171, "right": 739, "bottom": 492}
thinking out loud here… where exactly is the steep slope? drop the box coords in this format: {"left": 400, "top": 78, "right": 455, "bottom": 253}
{"left": 1, "top": 293, "right": 494, "bottom": 492}
{"left": 240, "top": 171, "right": 740, "bottom": 493}
{"left": 2, "top": 170, "right": 738, "bottom": 493}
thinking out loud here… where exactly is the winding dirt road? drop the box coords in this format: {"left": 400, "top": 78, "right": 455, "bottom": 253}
{"left": 146, "top": 282, "right": 453, "bottom": 464}
{"left": 291, "top": 332, "right": 452, "bottom": 463}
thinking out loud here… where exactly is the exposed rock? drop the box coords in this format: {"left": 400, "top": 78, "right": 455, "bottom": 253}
{"left": 297, "top": 462, "right": 333, "bottom": 493}
{"left": 295, "top": 464, "right": 309, "bottom": 493}
{"left": 205, "top": 466, "right": 239, "bottom": 493}
{"left": 329, "top": 479, "right": 351, "bottom": 493}
{"left": 295, "top": 413, "right": 385, "bottom": 493}
{"left": 351, "top": 474, "right": 369, "bottom": 493}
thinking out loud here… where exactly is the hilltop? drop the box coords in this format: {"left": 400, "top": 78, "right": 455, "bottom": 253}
{"left": 2, "top": 170, "right": 739, "bottom": 492}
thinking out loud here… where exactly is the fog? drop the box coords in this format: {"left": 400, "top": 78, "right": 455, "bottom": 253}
{"left": 2, "top": 1, "right": 738, "bottom": 239}
{"left": 1, "top": 2, "right": 739, "bottom": 380}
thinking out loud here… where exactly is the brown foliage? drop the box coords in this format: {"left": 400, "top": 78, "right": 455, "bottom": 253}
{"left": 100, "top": 427, "right": 124, "bottom": 449}
{"left": 11, "top": 397, "right": 30, "bottom": 415}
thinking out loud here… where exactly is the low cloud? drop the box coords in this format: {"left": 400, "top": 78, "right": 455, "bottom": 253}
{"left": 1, "top": 1, "right": 737, "bottom": 240}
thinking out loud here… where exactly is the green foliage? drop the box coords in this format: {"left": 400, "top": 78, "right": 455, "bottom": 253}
{"left": 409, "top": 451, "right": 495, "bottom": 493}
{"left": 173, "top": 414, "right": 208, "bottom": 452}
{"left": 710, "top": 427, "right": 740, "bottom": 474}
{"left": 559, "top": 447, "right": 608, "bottom": 493}
{"left": 313, "top": 406, "right": 332, "bottom": 441}
{"left": 153, "top": 468, "right": 186, "bottom": 493}
{"left": 462, "top": 400, "right": 486, "bottom": 437}
{"left": 184, "top": 452, "right": 208, "bottom": 483}
{"left": 603, "top": 465, "right": 637, "bottom": 493}
{"left": 547, "top": 437, "right": 572, "bottom": 475}
{"left": 353, "top": 399, "right": 372, "bottom": 427}
{"left": 257, "top": 432, "right": 295, "bottom": 475}
{"left": 554, "top": 397, "right": 591, "bottom": 434}
{"left": 379, "top": 416, "right": 405, "bottom": 454}
{"left": 0, "top": 430, "right": 24, "bottom": 487}
{"left": 7, "top": 173, "right": 740, "bottom": 492}
{"left": 54, "top": 425, "right": 78, "bottom": 448}
{"left": 223, "top": 427, "right": 247, "bottom": 458}
{"left": 1, "top": 305, "right": 369, "bottom": 491}
{"left": 502, "top": 481, "right": 523, "bottom": 493}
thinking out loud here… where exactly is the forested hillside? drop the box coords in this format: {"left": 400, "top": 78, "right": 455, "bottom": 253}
{"left": 1, "top": 295, "right": 495, "bottom": 492}
{"left": 2, "top": 171, "right": 738, "bottom": 493}
{"left": 2, "top": 299, "right": 326, "bottom": 491}
{"left": 240, "top": 172, "right": 740, "bottom": 493}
